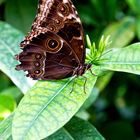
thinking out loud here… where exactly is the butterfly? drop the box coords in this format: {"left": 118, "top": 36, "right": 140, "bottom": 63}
{"left": 15, "top": 0, "right": 91, "bottom": 80}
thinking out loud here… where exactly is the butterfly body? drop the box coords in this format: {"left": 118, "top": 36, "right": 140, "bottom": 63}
{"left": 16, "top": 0, "right": 91, "bottom": 80}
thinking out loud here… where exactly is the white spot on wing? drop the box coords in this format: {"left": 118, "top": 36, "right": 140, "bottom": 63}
{"left": 67, "top": 13, "right": 81, "bottom": 23}
{"left": 63, "top": 0, "right": 68, "bottom": 3}
{"left": 80, "top": 45, "right": 83, "bottom": 49}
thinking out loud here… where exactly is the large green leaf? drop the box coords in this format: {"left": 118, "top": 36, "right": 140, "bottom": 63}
{"left": 45, "top": 116, "right": 105, "bottom": 140}
{"left": 0, "top": 114, "right": 13, "bottom": 140}
{"left": 103, "top": 17, "right": 135, "bottom": 48}
{"left": 5, "top": 0, "right": 37, "bottom": 33}
{"left": 0, "top": 21, "right": 35, "bottom": 93}
{"left": 80, "top": 87, "right": 99, "bottom": 110}
{"left": 101, "top": 43, "right": 140, "bottom": 75}
{"left": 65, "top": 117, "right": 105, "bottom": 140}
{"left": 45, "top": 128, "right": 73, "bottom": 140}
{"left": 12, "top": 66, "right": 98, "bottom": 140}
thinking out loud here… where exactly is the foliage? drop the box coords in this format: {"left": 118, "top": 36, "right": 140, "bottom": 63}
{"left": 86, "top": 35, "right": 110, "bottom": 65}
{"left": 0, "top": 0, "right": 140, "bottom": 140}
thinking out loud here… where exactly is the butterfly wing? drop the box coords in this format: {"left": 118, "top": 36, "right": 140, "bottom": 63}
{"left": 16, "top": 0, "right": 86, "bottom": 80}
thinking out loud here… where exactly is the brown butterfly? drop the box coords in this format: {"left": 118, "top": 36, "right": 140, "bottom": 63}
{"left": 15, "top": 0, "right": 91, "bottom": 80}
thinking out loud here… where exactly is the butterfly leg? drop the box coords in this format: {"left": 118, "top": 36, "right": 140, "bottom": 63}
{"left": 81, "top": 76, "right": 88, "bottom": 94}
{"left": 69, "top": 75, "right": 89, "bottom": 94}
{"left": 69, "top": 76, "right": 76, "bottom": 94}
{"left": 89, "top": 68, "right": 98, "bottom": 77}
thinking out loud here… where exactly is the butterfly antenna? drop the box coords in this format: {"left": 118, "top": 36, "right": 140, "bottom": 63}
{"left": 89, "top": 68, "right": 97, "bottom": 76}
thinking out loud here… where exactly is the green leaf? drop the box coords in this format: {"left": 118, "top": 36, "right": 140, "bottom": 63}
{"left": 0, "top": 106, "right": 11, "bottom": 121}
{"left": 0, "top": 0, "right": 5, "bottom": 4}
{"left": 0, "top": 21, "right": 35, "bottom": 93}
{"left": 103, "top": 17, "right": 135, "bottom": 48}
{"left": 38, "top": 117, "right": 105, "bottom": 140}
{"left": 0, "top": 95, "right": 16, "bottom": 112}
{"left": 0, "top": 114, "right": 13, "bottom": 140}
{"left": 7, "top": 136, "right": 13, "bottom": 140}
{"left": 0, "top": 94, "right": 16, "bottom": 120}
{"left": 0, "top": 73, "right": 11, "bottom": 92}
{"left": 95, "top": 72, "right": 114, "bottom": 91}
{"left": 45, "top": 128, "right": 73, "bottom": 140}
{"left": 100, "top": 43, "right": 140, "bottom": 75}
{"left": 5, "top": 0, "right": 37, "bottom": 33}
{"left": 80, "top": 87, "right": 99, "bottom": 110}
{"left": 65, "top": 117, "right": 105, "bottom": 140}
{"left": 1, "top": 87, "right": 23, "bottom": 103}
{"left": 12, "top": 67, "right": 98, "bottom": 140}
{"left": 136, "top": 17, "right": 140, "bottom": 40}
{"left": 126, "top": 0, "right": 140, "bottom": 14}
{"left": 86, "top": 35, "right": 110, "bottom": 65}
{"left": 76, "top": 110, "right": 89, "bottom": 120}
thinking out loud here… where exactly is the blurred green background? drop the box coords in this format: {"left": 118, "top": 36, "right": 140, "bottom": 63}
{"left": 0, "top": 0, "right": 140, "bottom": 140}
